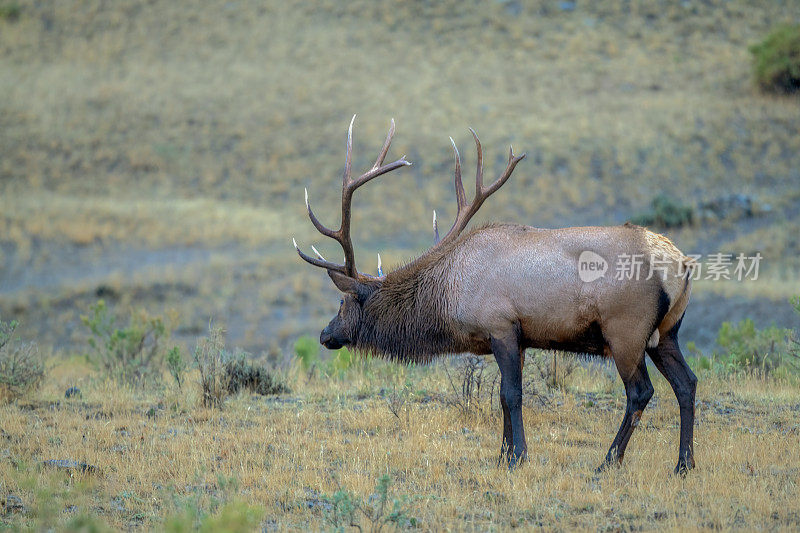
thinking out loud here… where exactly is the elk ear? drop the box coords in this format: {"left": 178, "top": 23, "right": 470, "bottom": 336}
{"left": 327, "top": 270, "right": 377, "bottom": 302}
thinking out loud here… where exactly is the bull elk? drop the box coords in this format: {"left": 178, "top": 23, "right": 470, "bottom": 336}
{"left": 293, "top": 117, "right": 697, "bottom": 474}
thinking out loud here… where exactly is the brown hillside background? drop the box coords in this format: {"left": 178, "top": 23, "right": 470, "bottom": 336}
{"left": 1, "top": 0, "right": 799, "bottom": 353}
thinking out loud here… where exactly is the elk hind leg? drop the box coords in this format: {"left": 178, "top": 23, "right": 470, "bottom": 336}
{"left": 646, "top": 318, "right": 697, "bottom": 476}
{"left": 598, "top": 342, "right": 653, "bottom": 472}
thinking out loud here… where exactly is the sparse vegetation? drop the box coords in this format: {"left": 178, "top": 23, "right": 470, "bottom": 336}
{"left": 166, "top": 347, "right": 187, "bottom": 390}
{"left": 224, "top": 352, "right": 288, "bottom": 396}
{"left": 81, "top": 300, "right": 174, "bottom": 384}
{"left": 0, "top": 319, "right": 43, "bottom": 402}
{"left": 1, "top": 348, "right": 799, "bottom": 530}
{"left": 192, "top": 325, "right": 288, "bottom": 408}
{"left": 750, "top": 24, "right": 800, "bottom": 94}
{"left": 692, "top": 296, "right": 800, "bottom": 377}
{"left": 321, "top": 474, "right": 417, "bottom": 531}
{"left": 714, "top": 319, "right": 792, "bottom": 375}
{"left": 0, "top": 2, "right": 20, "bottom": 21}
{"left": 327, "top": 346, "right": 357, "bottom": 377}
{"left": 294, "top": 335, "right": 320, "bottom": 373}
{"left": 193, "top": 325, "right": 230, "bottom": 408}
{"left": 630, "top": 194, "right": 694, "bottom": 229}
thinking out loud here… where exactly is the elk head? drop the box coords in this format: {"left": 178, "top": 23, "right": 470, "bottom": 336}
{"left": 293, "top": 116, "right": 524, "bottom": 350}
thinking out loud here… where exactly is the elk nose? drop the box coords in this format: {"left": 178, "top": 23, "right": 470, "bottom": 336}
{"left": 320, "top": 330, "right": 332, "bottom": 346}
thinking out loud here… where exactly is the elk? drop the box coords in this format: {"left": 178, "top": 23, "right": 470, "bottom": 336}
{"left": 293, "top": 117, "right": 697, "bottom": 474}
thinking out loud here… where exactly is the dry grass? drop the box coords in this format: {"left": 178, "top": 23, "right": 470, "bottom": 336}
{"left": 2, "top": 0, "right": 800, "bottom": 351}
{"left": 1, "top": 357, "right": 799, "bottom": 530}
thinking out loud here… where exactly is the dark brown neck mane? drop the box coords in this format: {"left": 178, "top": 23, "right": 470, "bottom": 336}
{"left": 353, "top": 252, "right": 458, "bottom": 362}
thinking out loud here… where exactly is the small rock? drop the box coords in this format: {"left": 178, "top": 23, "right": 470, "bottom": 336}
{"left": 42, "top": 459, "right": 99, "bottom": 475}
{"left": 698, "top": 194, "right": 754, "bottom": 221}
{"left": 304, "top": 488, "right": 333, "bottom": 513}
{"left": 110, "top": 497, "right": 126, "bottom": 512}
{"left": 2, "top": 494, "right": 25, "bottom": 515}
{"left": 64, "top": 387, "right": 81, "bottom": 399}
{"left": 499, "top": 0, "right": 522, "bottom": 16}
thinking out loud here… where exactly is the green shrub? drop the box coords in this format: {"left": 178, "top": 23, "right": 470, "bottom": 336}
{"left": 165, "top": 501, "right": 264, "bottom": 533}
{"left": 81, "top": 300, "right": 175, "bottom": 383}
{"left": 166, "top": 347, "right": 187, "bottom": 390}
{"left": 293, "top": 335, "right": 319, "bottom": 371}
{"left": 321, "top": 474, "right": 417, "bottom": 531}
{"left": 696, "top": 356, "right": 713, "bottom": 371}
{"left": 328, "top": 346, "right": 356, "bottom": 376}
{"left": 225, "top": 353, "right": 288, "bottom": 396}
{"left": 630, "top": 194, "right": 694, "bottom": 228}
{"left": 163, "top": 473, "right": 264, "bottom": 533}
{"left": 193, "top": 326, "right": 288, "bottom": 407}
{"left": 0, "top": 2, "right": 21, "bottom": 21}
{"left": 750, "top": 24, "right": 800, "bottom": 94}
{"left": 714, "top": 318, "right": 792, "bottom": 374}
{"left": 0, "top": 319, "right": 44, "bottom": 401}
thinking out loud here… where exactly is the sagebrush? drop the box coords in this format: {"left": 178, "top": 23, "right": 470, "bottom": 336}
{"left": 0, "top": 319, "right": 44, "bottom": 401}
{"left": 81, "top": 300, "right": 175, "bottom": 383}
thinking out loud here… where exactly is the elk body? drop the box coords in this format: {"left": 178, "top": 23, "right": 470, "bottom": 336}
{"left": 294, "top": 117, "right": 697, "bottom": 474}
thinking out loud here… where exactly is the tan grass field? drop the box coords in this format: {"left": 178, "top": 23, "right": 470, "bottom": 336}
{"left": 2, "top": 356, "right": 800, "bottom": 531}
{"left": 2, "top": 0, "right": 800, "bottom": 530}
{"left": 2, "top": 0, "right": 800, "bottom": 352}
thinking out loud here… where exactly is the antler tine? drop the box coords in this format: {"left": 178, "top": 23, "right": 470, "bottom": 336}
{"left": 469, "top": 128, "right": 483, "bottom": 195}
{"left": 483, "top": 145, "right": 526, "bottom": 197}
{"left": 298, "top": 116, "right": 411, "bottom": 279}
{"left": 433, "top": 210, "right": 440, "bottom": 244}
{"left": 311, "top": 245, "right": 325, "bottom": 261}
{"left": 293, "top": 238, "right": 347, "bottom": 274}
{"left": 433, "top": 131, "right": 526, "bottom": 251}
{"left": 343, "top": 114, "right": 355, "bottom": 186}
{"left": 372, "top": 118, "right": 396, "bottom": 170}
{"left": 305, "top": 188, "right": 337, "bottom": 238}
{"left": 449, "top": 137, "right": 467, "bottom": 212}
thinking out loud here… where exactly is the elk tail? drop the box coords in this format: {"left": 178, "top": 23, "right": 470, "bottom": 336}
{"left": 650, "top": 259, "right": 694, "bottom": 347}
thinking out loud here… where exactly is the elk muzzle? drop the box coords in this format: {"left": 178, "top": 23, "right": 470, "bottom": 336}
{"left": 320, "top": 326, "right": 345, "bottom": 350}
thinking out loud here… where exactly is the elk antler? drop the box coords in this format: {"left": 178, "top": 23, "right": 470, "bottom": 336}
{"left": 293, "top": 115, "right": 411, "bottom": 278}
{"left": 432, "top": 129, "right": 525, "bottom": 250}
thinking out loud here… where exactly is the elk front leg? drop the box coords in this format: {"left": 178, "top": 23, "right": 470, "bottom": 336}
{"left": 492, "top": 328, "right": 527, "bottom": 467}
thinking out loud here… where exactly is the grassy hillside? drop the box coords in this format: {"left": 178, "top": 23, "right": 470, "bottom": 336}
{"left": 2, "top": 0, "right": 800, "bottom": 352}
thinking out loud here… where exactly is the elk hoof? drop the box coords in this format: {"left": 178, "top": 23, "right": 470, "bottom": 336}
{"left": 594, "top": 457, "right": 620, "bottom": 475}
{"left": 507, "top": 451, "right": 527, "bottom": 470}
{"left": 497, "top": 444, "right": 512, "bottom": 467}
{"left": 673, "top": 459, "right": 695, "bottom": 477}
